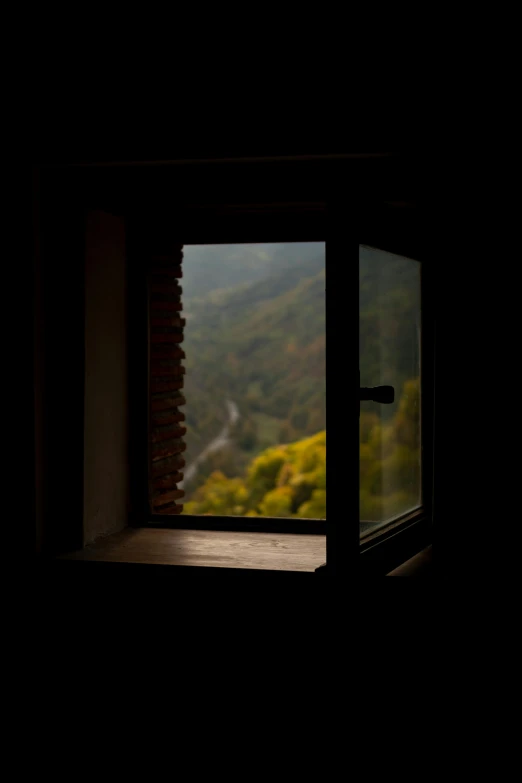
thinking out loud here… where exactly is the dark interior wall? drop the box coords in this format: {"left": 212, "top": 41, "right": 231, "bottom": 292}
{"left": 83, "top": 211, "right": 129, "bottom": 544}
{"left": 33, "top": 155, "right": 434, "bottom": 571}
{"left": 33, "top": 170, "right": 44, "bottom": 557}
{"left": 36, "top": 172, "right": 86, "bottom": 556}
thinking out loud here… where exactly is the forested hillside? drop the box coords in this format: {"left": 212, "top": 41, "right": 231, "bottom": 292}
{"left": 184, "top": 431, "right": 326, "bottom": 518}
{"left": 180, "top": 242, "right": 420, "bottom": 523}
{"left": 182, "top": 242, "right": 322, "bottom": 300}
{"left": 182, "top": 245, "right": 325, "bottom": 481}
{"left": 185, "top": 377, "right": 420, "bottom": 522}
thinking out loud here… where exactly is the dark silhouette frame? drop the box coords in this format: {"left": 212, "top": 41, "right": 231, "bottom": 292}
{"left": 36, "top": 154, "right": 433, "bottom": 574}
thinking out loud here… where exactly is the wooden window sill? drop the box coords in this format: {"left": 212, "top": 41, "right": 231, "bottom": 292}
{"left": 59, "top": 527, "right": 326, "bottom": 573}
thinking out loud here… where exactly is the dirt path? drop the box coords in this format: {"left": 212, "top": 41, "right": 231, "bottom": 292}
{"left": 179, "top": 400, "right": 240, "bottom": 489}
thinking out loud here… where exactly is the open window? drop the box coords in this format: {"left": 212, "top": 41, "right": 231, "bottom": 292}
{"left": 128, "top": 208, "right": 327, "bottom": 536}
{"left": 39, "top": 155, "right": 431, "bottom": 575}
{"left": 359, "top": 244, "right": 421, "bottom": 535}
{"left": 128, "top": 200, "right": 433, "bottom": 574}
{"left": 356, "top": 208, "right": 434, "bottom": 576}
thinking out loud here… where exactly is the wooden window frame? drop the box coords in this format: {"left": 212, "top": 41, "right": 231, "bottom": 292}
{"left": 129, "top": 201, "right": 434, "bottom": 576}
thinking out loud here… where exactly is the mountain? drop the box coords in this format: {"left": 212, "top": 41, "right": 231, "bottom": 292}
{"left": 182, "top": 245, "right": 326, "bottom": 480}
{"left": 182, "top": 242, "right": 324, "bottom": 301}
{"left": 359, "top": 245, "right": 421, "bottom": 402}
{"left": 180, "top": 242, "right": 421, "bottom": 521}
{"left": 184, "top": 369, "right": 420, "bottom": 521}
{"left": 184, "top": 430, "right": 326, "bottom": 519}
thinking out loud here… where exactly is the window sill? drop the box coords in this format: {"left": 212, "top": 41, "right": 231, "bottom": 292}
{"left": 360, "top": 509, "right": 433, "bottom": 576}
{"left": 387, "top": 545, "right": 433, "bottom": 576}
{"left": 58, "top": 527, "right": 326, "bottom": 573}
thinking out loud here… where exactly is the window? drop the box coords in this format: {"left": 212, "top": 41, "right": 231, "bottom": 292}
{"left": 38, "top": 154, "right": 432, "bottom": 573}
{"left": 143, "top": 239, "right": 326, "bottom": 530}
{"left": 180, "top": 242, "right": 326, "bottom": 522}
{"left": 359, "top": 245, "right": 421, "bottom": 536}
{"left": 356, "top": 224, "right": 434, "bottom": 575}
{"left": 127, "top": 191, "right": 432, "bottom": 573}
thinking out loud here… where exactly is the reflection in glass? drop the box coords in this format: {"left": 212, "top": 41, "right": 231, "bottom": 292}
{"left": 359, "top": 246, "right": 421, "bottom": 535}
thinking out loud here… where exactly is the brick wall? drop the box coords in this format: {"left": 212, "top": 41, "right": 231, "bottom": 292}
{"left": 148, "top": 244, "right": 186, "bottom": 514}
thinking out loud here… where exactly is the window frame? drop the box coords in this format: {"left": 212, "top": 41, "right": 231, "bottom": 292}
{"left": 358, "top": 202, "right": 435, "bottom": 575}
{"left": 128, "top": 205, "right": 328, "bottom": 536}
{"left": 129, "top": 199, "right": 434, "bottom": 576}
{"left": 35, "top": 155, "right": 432, "bottom": 574}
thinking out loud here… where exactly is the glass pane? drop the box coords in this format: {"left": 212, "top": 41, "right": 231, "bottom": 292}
{"left": 178, "top": 242, "right": 326, "bottom": 520}
{"left": 359, "top": 245, "right": 421, "bottom": 535}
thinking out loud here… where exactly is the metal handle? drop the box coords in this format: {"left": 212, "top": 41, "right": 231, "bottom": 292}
{"left": 359, "top": 385, "right": 395, "bottom": 404}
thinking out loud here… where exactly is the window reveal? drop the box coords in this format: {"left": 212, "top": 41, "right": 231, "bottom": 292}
{"left": 148, "top": 244, "right": 187, "bottom": 514}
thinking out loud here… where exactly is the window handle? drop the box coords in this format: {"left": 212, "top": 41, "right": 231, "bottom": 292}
{"left": 359, "top": 385, "right": 395, "bottom": 404}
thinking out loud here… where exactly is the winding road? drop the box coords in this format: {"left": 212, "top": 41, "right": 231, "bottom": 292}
{"left": 179, "top": 400, "right": 240, "bottom": 489}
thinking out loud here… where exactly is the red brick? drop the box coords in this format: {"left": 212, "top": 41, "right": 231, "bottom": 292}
{"left": 150, "top": 333, "right": 184, "bottom": 344}
{"left": 151, "top": 442, "right": 187, "bottom": 461}
{"left": 150, "top": 283, "right": 182, "bottom": 294}
{"left": 151, "top": 412, "right": 186, "bottom": 426}
{"left": 150, "top": 318, "right": 186, "bottom": 328}
{"left": 150, "top": 398, "right": 174, "bottom": 412}
{"left": 152, "top": 472, "right": 184, "bottom": 490}
{"left": 150, "top": 365, "right": 185, "bottom": 378}
{"left": 151, "top": 426, "right": 187, "bottom": 443}
{"left": 150, "top": 397, "right": 183, "bottom": 416}
{"left": 151, "top": 457, "right": 186, "bottom": 479}
{"left": 150, "top": 382, "right": 184, "bottom": 395}
{"left": 150, "top": 349, "right": 186, "bottom": 361}
{"left": 152, "top": 489, "right": 185, "bottom": 507}
{"left": 153, "top": 504, "right": 183, "bottom": 515}
{"left": 150, "top": 301, "right": 183, "bottom": 311}
{"left": 150, "top": 266, "right": 183, "bottom": 278}
{"left": 150, "top": 395, "right": 185, "bottom": 410}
